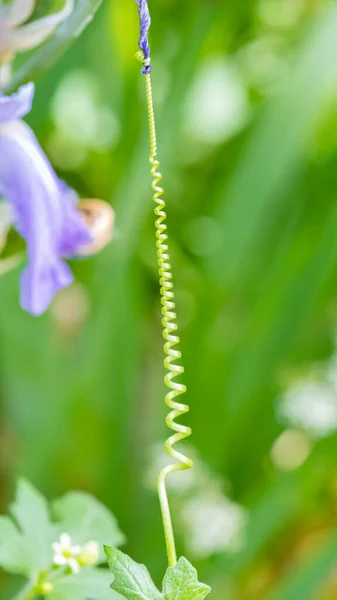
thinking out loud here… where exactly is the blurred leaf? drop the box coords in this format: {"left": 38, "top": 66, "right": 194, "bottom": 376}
{"left": 51, "top": 568, "right": 118, "bottom": 600}
{"left": 9, "top": 478, "right": 55, "bottom": 573}
{"left": 5, "top": 0, "right": 104, "bottom": 93}
{"left": 0, "top": 479, "right": 55, "bottom": 575}
{"left": 162, "top": 558, "right": 211, "bottom": 600}
{"left": 105, "top": 547, "right": 163, "bottom": 600}
{"left": 0, "top": 516, "right": 30, "bottom": 575}
{"left": 50, "top": 592, "right": 83, "bottom": 600}
{"left": 12, "top": 585, "right": 33, "bottom": 600}
{"left": 53, "top": 492, "right": 126, "bottom": 560}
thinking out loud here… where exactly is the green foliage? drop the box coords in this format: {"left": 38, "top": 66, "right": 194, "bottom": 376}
{"left": 0, "top": 479, "right": 55, "bottom": 574}
{"left": 162, "top": 558, "right": 211, "bottom": 600}
{"left": 105, "top": 548, "right": 211, "bottom": 600}
{"left": 105, "top": 547, "right": 162, "bottom": 600}
{"left": 10, "top": 478, "right": 56, "bottom": 572}
{"left": 0, "top": 480, "right": 124, "bottom": 599}
{"left": 0, "top": 516, "right": 31, "bottom": 575}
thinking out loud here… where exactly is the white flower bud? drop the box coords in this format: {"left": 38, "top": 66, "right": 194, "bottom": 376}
{"left": 78, "top": 541, "right": 100, "bottom": 567}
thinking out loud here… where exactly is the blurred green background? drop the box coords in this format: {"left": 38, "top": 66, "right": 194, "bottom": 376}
{"left": 3, "top": 0, "right": 337, "bottom": 598}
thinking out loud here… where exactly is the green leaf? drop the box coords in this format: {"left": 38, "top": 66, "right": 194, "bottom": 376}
{"left": 5, "top": 0, "right": 104, "bottom": 94}
{"left": 104, "top": 547, "right": 163, "bottom": 600}
{"left": 51, "top": 568, "right": 120, "bottom": 600}
{"left": 53, "top": 492, "right": 125, "bottom": 561}
{"left": 0, "top": 479, "right": 55, "bottom": 575}
{"left": 50, "top": 594, "right": 83, "bottom": 600}
{"left": 162, "top": 558, "right": 211, "bottom": 600}
{"left": 0, "top": 479, "right": 125, "bottom": 581}
{"left": 10, "top": 478, "right": 56, "bottom": 572}
{"left": 0, "top": 516, "right": 30, "bottom": 575}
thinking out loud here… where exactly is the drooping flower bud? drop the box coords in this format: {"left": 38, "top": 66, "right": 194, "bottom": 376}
{"left": 78, "top": 541, "right": 100, "bottom": 567}
{"left": 77, "top": 200, "right": 115, "bottom": 256}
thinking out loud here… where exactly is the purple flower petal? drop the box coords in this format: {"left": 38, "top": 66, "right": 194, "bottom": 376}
{"left": 0, "top": 82, "right": 35, "bottom": 123}
{"left": 0, "top": 114, "right": 92, "bottom": 316}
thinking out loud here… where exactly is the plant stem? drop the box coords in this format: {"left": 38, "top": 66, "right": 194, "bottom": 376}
{"left": 158, "top": 471, "right": 177, "bottom": 567}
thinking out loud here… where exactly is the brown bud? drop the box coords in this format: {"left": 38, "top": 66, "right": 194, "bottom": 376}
{"left": 77, "top": 199, "right": 115, "bottom": 256}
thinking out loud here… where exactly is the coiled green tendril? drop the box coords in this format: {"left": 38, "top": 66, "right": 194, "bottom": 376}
{"left": 137, "top": 51, "right": 193, "bottom": 567}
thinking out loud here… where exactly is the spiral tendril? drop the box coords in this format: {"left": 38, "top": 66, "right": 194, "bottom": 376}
{"left": 139, "top": 57, "right": 193, "bottom": 567}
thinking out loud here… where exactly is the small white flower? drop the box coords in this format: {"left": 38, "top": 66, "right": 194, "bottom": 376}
{"left": 0, "top": 0, "right": 74, "bottom": 61}
{"left": 52, "top": 533, "right": 82, "bottom": 574}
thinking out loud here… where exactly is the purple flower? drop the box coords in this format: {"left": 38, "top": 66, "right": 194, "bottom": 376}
{"left": 0, "top": 83, "right": 93, "bottom": 316}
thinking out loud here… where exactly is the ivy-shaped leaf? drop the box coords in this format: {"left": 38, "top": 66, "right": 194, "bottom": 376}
{"left": 104, "top": 547, "right": 163, "bottom": 600}
{"left": 105, "top": 548, "right": 211, "bottom": 600}
{"left": 0, "top": 479, "right": 125, "bottom": 590}
{"left": 0, "top": 515, "right": 31, "bottom": 575}
{"left": 162, "top": 558, "right": 211, "bottom": 600}
{"left": 0, "top": 478, "right": 56, "bottom": 575}
{"left": 10, "top": 478, "right": 56, "bottom": 572}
